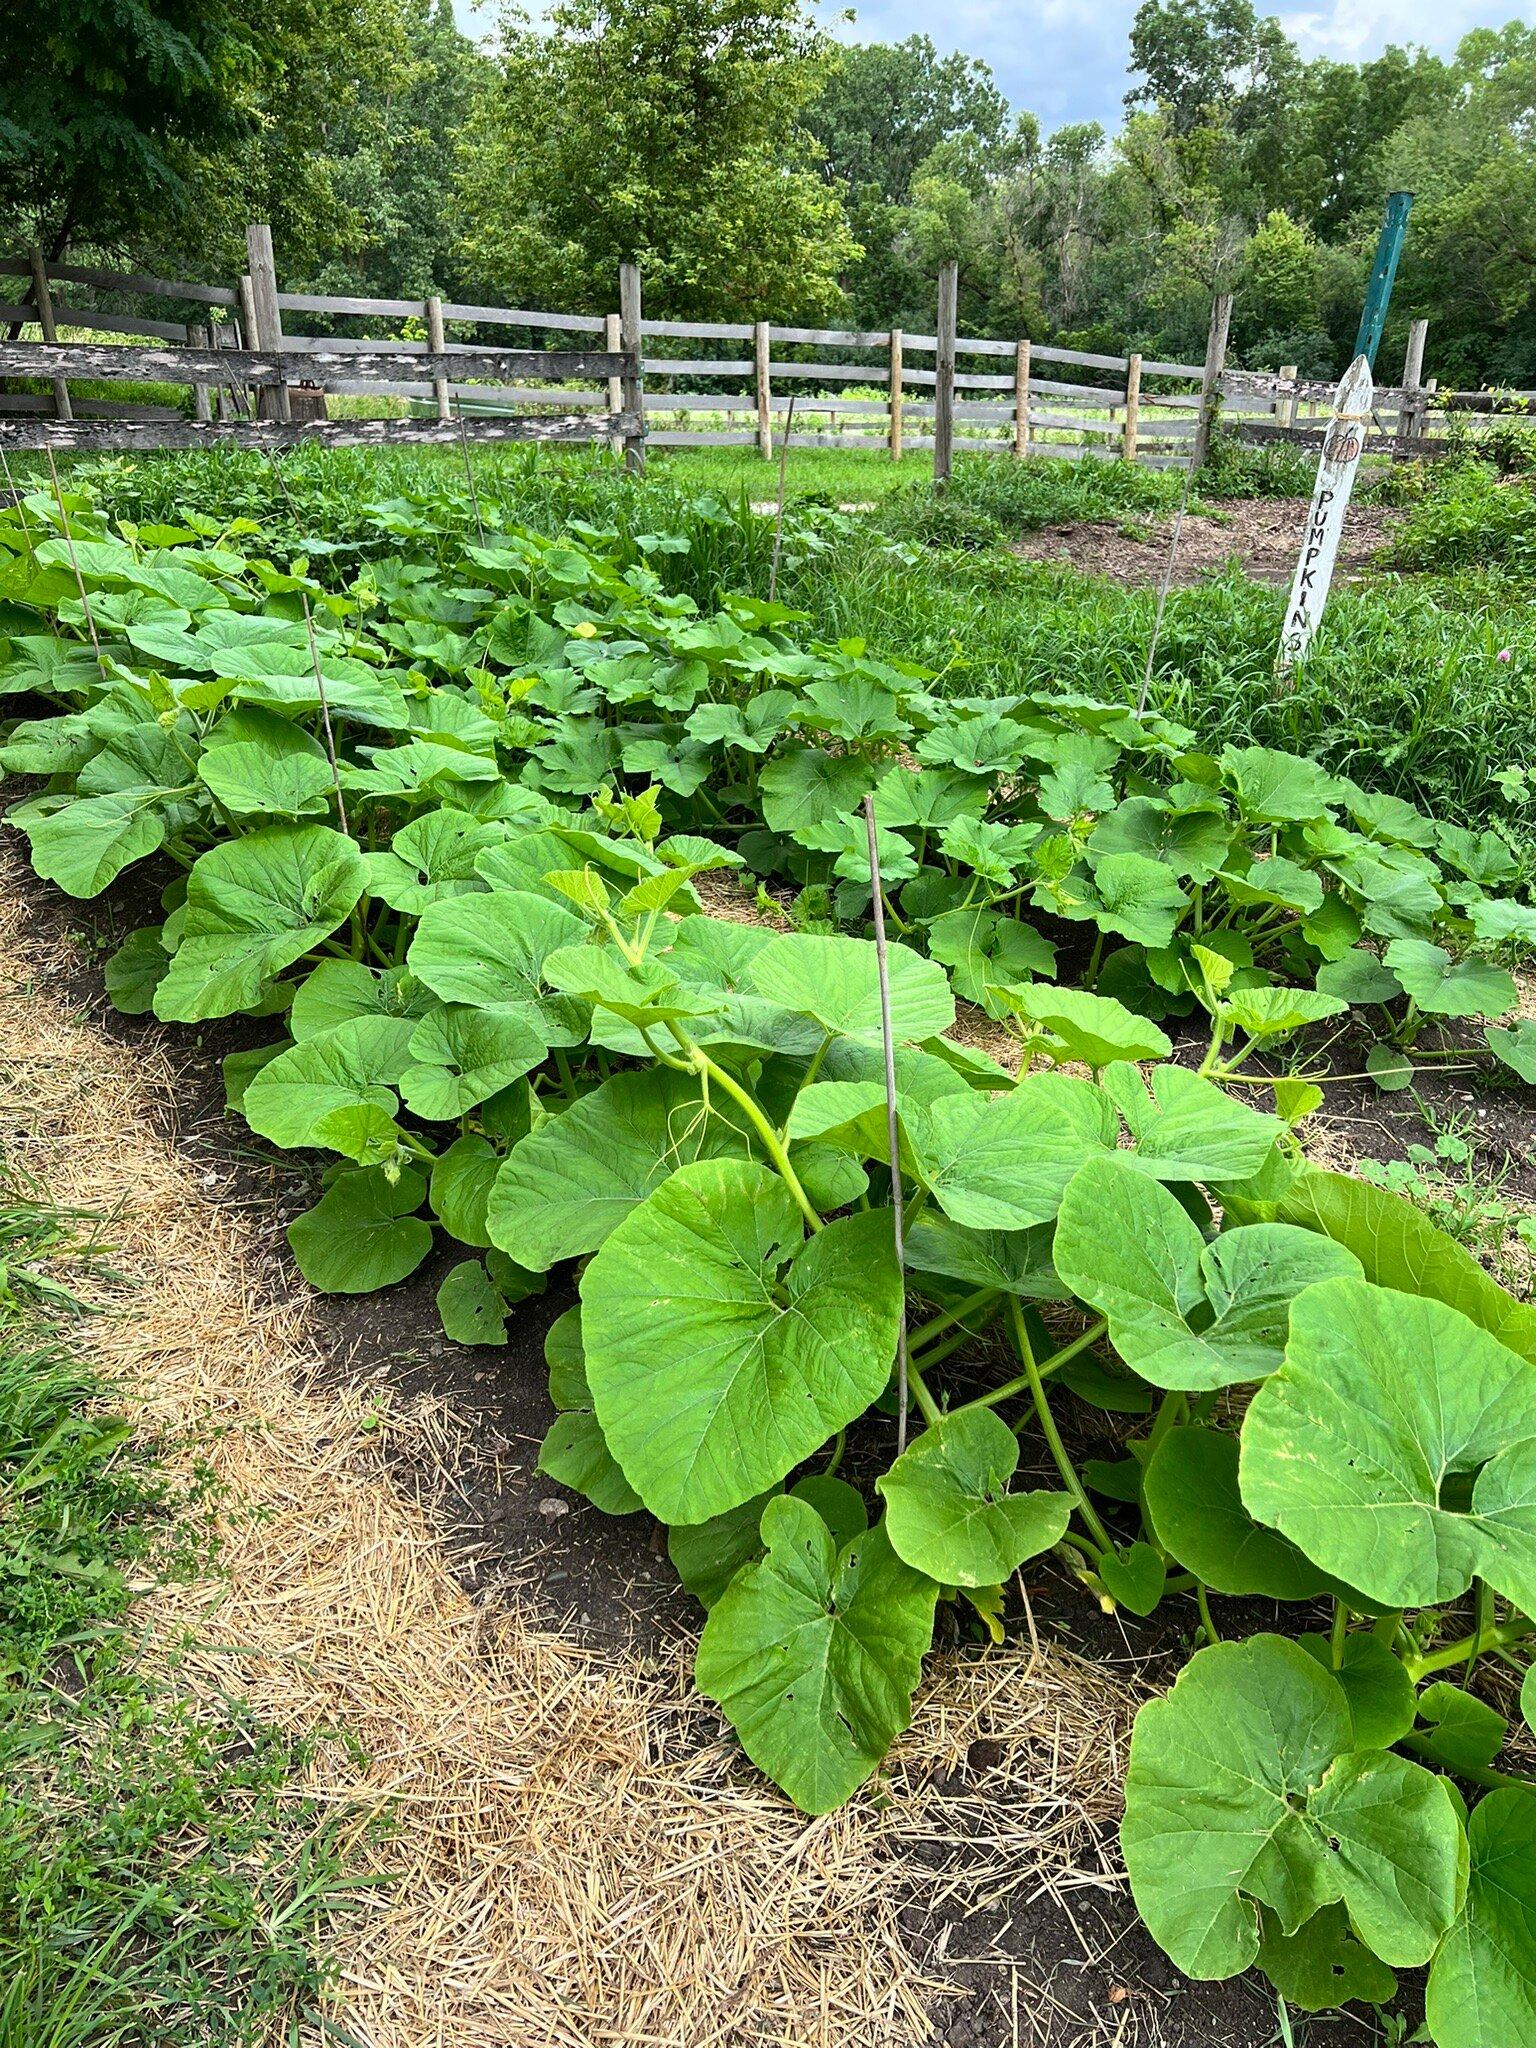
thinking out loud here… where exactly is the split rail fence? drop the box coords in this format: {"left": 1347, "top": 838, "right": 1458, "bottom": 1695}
{"left": 0, "top": 232, "right": 1515, "bottom": 475}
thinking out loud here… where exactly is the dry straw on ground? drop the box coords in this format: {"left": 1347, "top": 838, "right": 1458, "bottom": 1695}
{"left": 0, "top": 866, "right": 1140, "bottom": 2048}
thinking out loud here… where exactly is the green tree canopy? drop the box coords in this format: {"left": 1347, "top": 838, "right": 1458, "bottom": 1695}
{"left": 453, "top": 0, "right": 859, "bottom": 321}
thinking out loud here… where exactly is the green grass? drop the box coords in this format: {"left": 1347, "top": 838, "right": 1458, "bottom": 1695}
{"left": 655, "top": 441, "right": 927, "bottom": 501}
{"left": 0, "top": 1161, "right": 364, "bottom": 2048}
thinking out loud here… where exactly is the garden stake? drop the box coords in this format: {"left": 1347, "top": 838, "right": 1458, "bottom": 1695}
{"left": 767, "top": 393, "right": 797, "bottom": 605}
{"left": 1137, "top": 450, "right": 1196, "bottom": 715}
{"left": 455, "top": 398, "right": 487, "bottom": 548}
{"left": 298, "top": 590, "right": 350, "bottom": 838}
{"left": 43, "top": 447, "right": 102, "bottom": 671}
{"left": 863, "top": 792, "right": 910, "bottom": 1453}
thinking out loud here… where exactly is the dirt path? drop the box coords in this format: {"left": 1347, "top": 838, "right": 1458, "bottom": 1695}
{"left": 3, "top": 854, "right": 1295, "bottom": 2048}
{"left": 1012, "top": 496, "right": 1405, "bottom": 586}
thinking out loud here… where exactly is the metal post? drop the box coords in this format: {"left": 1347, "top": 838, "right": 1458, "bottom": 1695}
{"left": 933, "top": 260, "right": 958, "bottom": 487}
{"left": 619, "top": 262, "right": 644, "bottom": 476}
{"left": 244, "top": 223, "right": 290, "bottom": 422}
{"left": 26, "top": 247, "right": 71, "bottom": 421}
{"left": 1190, "top": 292, "right": 1232, "bottom": 472}
{"left": 1122, "top": 352, "right": 1142, "bottom": 463}
{"left": 1354, "top": 191, "right": 1414, "bottom": 371}
{"left": 753, "top": 320, "right": 772, "bottom": 460}
{"left": 425, "top": 294, "right": 451, "bottom": 422}
{"left": 888, "top": 329, "right": 903, "bottom": 461}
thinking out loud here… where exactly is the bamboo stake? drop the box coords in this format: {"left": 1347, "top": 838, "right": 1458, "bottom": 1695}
{"left": 863, "top": 793, "right": 910, "bottom": 1455}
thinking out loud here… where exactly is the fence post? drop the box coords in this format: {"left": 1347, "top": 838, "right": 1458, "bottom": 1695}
{"left": 753, "top": 320, "right": 772, "bottom": 460}
{"left": 1275, "top": 362, "right": 1297, "bottom": 433}
{"left": 26, "top": 246, "right": 71, "bottom": 421}
{"left": 425, "top": 294, "right": 451, "bottom": 422}
{"left": 213, "top": 327, "right": 234, "bottom": 421}
{"left": 244, "top": 224, "right": 290, "bottom": 423}
{"left": 888, "top": 328, "right": 903, "bottom": 461}
{"left": 619, "top": 261, "right": 644, "bottom": 476}
{"left": 1190, "top": 291, "right": 1231, "bottom": 472}
{"left": 1122, "top": 352, "right": 1142, "bottom": 464}
{"left": 190, "top": 323, "right": 213, "bottom": 424}
{"left": 602, "top": 312, "right": 623, "bottom": 455}
{"left": 1398, "top": 318, "right": 1428, "bottom": 454}
{"left": 933, "top": 260, "right": 958, "bottom": 487}
{"left": 1013, "top": 338, "right": 1031, "bottom": 459}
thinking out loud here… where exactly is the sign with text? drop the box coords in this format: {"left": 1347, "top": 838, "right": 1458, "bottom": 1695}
{"left": 1278, "top": 354, "right": 1373, "bottom": 671}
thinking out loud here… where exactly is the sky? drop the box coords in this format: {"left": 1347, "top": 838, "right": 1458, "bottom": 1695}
{"left": 453, "top": 2, "right": 1536, "bottom": 132}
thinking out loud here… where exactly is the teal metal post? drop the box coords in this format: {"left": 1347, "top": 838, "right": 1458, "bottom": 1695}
{"left": 1353, "top": 191, "right": 1414, "bottom": 369}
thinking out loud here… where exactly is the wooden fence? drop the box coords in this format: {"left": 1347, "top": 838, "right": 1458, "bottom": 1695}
{"left": 0, "top": 228, "right": 1517, "bottom": 473}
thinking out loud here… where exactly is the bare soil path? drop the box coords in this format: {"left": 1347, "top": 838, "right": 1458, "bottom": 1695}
{"left": 1012, "top": 496, "right": 1405, "bottom": 586}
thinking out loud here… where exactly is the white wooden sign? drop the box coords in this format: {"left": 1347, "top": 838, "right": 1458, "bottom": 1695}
{"left": 1278, "top": 353, "right": 1373, "bottom": 669}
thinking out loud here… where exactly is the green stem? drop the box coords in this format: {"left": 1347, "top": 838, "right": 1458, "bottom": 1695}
{"left": 1197, "top": 1581, "right": 1221, "bottom": 1645}
{"left": 822, "top": 1428, "right": 846, "bottom": 1479}
{"left": 1404, "top": 1616, "right": 1536, "bottom": 1682}
{"left": 967, "top": 1316, "right": 1109, "bottom": 1413}
{"left": 906, "top": 1357, "right": 942, "bottom": 1428}
{"left": 1002, "top": 1299, "right": 1113, "bottom": 1552}
{"left": 676, "top": 1033, "right": 824, "bottom": 1233}
{"left": 1400, "top": 1735, "right": 1535, "bottom": 1793}
{"left": 909, "top": 1287, "right": 999, "bottom": 1356}
{"left": 1330, "top": 1597, "right": 1349, "bottom": 1669}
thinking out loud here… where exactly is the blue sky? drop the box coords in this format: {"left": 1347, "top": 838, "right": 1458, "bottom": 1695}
{"left": 453, "top": 2, "right": 1536, "bottom": 133}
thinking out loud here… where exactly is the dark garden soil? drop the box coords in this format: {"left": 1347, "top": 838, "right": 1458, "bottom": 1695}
{"left": 1011, "top": 494, "right": 1406, "bottom": 587}
{"left": 16, "top": 849, "right": 1524, "bottom": 2047}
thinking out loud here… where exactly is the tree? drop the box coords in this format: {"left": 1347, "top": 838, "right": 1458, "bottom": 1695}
{"left": 806, "top": 36, "right": 1010, "bottom": 200}
{"left": 454, "top": 0, "right": 859, "bottom": 321}
{"left": 0, "top": 0, "right": 270, "bottom": 255}
{"left": 1126, "top": 0, "right": 1298, "bottom": 138}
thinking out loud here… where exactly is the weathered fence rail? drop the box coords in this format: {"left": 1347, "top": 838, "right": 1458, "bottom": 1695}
{"left": 0, "top": 233, "right": 1516, "bottom": 476}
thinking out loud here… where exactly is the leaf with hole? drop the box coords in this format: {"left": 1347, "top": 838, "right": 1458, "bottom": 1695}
{"left": 1122, "top": 1633, "right": 1463, "bottom": 1979}
{"left": 877, "top": 1408, "right": 1070, "bottom": 1586}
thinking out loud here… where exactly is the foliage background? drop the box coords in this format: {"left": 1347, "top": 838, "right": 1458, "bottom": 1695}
{"left": 3, "top": 0, "right": 1536, "bottom": 382}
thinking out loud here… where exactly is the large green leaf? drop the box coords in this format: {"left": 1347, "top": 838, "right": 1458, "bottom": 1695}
{"left": 289, "top": 960, "right": 431, "bottom": 1040}
{"left": 1255, "top": 1903, "right": 1397, "bottom": 2011}
{"left": 908, "top": 1072, "right": 1118, "bottom": 1229}
{"left": 286, "top": 1166, "right": 433, "bottom": 1293}
{"left": 1425, "top": 1790, "right": 1536, "bottom": 2048}
{"left": 243, "top": 1015, "right": 416, "bottom": 1152}
{"left": 1141, "top": 1427, "right": 1344, "bottom": 1599}
{"left": 1078, "top": 851, "right": 1190, "bottom": 948}
{"left": 18, "top": 789, "right": 170, "bottom": 898}
{"left": 1240, "top": 1167, "right": 1536, "bottom": 1361}
{"left": 1123, "top": 1633, "right": 1463, "bottom": 1980}
{"left": 989, "top": 983, "right": 1171, "bottom": 1069}
{"left": 361, "top": 809, "right": 507, "bottom": 913}
{"left": 406, "top": 888, "right": 588, "bottom": 1044}
{"left": 903, "top": 1213, "right": 1066, "bottom": 1299}
{"left": 1241, "top": 1277, "right": 1536, "bottom": 1613}
{"left": 747, "top": 932, "right": 954, "bottom": 1046}
{"left": 486, "top": 1068, "right": 753, "bottom": 1270}
{"left": 1384, "top": 938, "right": 1516, "bottom": 1021}
{"left": 209, "top": 640, "right": 408, "bottom": 730}
{"left": 155, "top": 825, "right": 367, "bottom": 1022}
{"left": 537, "top": 1308, "right": 643, "bottom": 1515}
{"left": 398, "top": 1004, "right": 548, "bottom": 1120}
{"left": 758, "top": 746, "right": 875, "bottom": 838}
{"left": 1054, "top": 1157, "right": 1361, "bottom": 1390}
{"left": 1220, "top": 745, "right": 1343, "bottom": 823}
{"left": 1102, "top": 1062, "right": 1287, "bottom": 1184}
{"left": 428, "top": 1132, "right": 502, "bottom": 1248}
{"left": 580, "top": 1160, "right": 902, "bottom": 1523}
{"left": 877, "top": 1408, "right": 1070, "bottom": 1585}
{"left": 197, "top": 709, "right": 335, "bottom": 820}
{"left": 694, "top": 1496, "right": 938, "bottom": 1814}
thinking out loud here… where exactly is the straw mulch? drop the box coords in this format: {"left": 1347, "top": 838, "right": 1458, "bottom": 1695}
{"left": 0, "top": 865, "right": 1141, "bottom": 2048}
